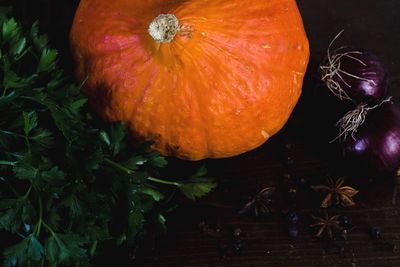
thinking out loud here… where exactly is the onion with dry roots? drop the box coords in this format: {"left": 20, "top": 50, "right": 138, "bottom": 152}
{"left": 336, "top": 98, "right": 400, "bottom": 174}
{"left": 320, "top": 31, "right": 388, "bottom": 104}
{"left": 334, "top": 97, "right": 392, "bottom": 142}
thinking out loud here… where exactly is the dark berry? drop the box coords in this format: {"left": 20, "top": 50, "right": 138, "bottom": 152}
{"left": 287, "top": 211, "right": 299, "bottom": 225}
{"left": 341, "top": 229, "right": 349, "bottom": 240}
{"left": 340, "top": 215, "right": 350, "bottom": 227}
{"left": 299, "top": 177, "right": 310, "bottom": 185}
{"left": 288, "top": 226, "right": 299, "bottom": 238}
{"left": 288, "top": 188, "right": 297, "bottom": 199}
{"left": 286, "top": 157, "right": 295, "bottom": 167}
{"left": 285, "top": 143, "right": 293, "bottom": 151}
{"left": 233, "top": 228, "right": 242, "bottom": 238}
{"left": 232, "top": 239, "right": 242, "bottom": 252}
{"left": 371, "top": 227, "right": 382, "bottom": 240}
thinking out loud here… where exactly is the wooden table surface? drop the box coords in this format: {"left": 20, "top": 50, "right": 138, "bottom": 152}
{"left": 136, "top": 1, "right": 400, "bottom": 266}
{"left": 8, "top": 0, "right": 400, "bottom": 266}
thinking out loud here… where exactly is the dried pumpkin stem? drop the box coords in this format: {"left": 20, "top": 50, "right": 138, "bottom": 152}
{"left": 332, "top": 97, "right": 393, "bottom": 142}
{"left": 148, "top": 14, "right": 180, "bottom": 43}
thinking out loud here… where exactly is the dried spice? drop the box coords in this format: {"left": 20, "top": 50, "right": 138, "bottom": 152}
{"left": 239, "top": 187, "right": 275, "bottom": 217}
{"left": 312, "top": 177, "right": 359, "bottom": 208}
{"left": 311, "top": 214, "right": 343, "bottom": 239}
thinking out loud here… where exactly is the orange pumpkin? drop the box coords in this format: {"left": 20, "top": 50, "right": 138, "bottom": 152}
{"left": 70, "top": 0, "right": 309, "bottom": 160}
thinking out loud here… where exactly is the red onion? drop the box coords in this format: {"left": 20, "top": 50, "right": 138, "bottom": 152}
{"left": 339, "top": 101, "right": 400, "bottom": 174}
{"left": 320, "top": 31, "right": 388, "bottom": 104}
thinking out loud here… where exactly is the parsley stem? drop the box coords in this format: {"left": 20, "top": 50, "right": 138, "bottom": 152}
{"left": 104, "top": 158, "right": 135, "bottom": 175}
{"left": 43, "top": 221, "right": 63, "bottom": 246}
{"left": 147, "top": 177, "right": 180, "bottom": 187}
{"left": 104, "top": 158, "right": 181, "bottom": 186}
{"left": 90, "top": 240, "right": 98, "bottom": 256}
{"left": 0, "top": 129, "right": 25, "bottom": 139}
{"left": 0, "top": 160, "right": 16, "bottom": 166}
{"left": 16, "top": 231, "right": 26, "bottom": 239}
{"left": 24, "top": 134, "right": 32, "bottom": 156}
{"left": 104, "top": 159, "right": 181, "bottom": 186}
{"left": 15, "top": 46, "right": 32, "bottom": 61}
{"left": 2, "top": 86, "right": 8, "bottom": 97}
{"left": 0, "top": 177, "right": 19, "bottom": 197}
{"left": 23, "top": 185, "right": 33, "bottom": 200}
{"left": 42, "top": 221, "right": 53, "bottom": 234}
{"left": 34, "top": 197, "right": 43, "bottom": 237}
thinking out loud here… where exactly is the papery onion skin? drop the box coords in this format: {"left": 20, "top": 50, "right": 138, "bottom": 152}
{"left": 343, "top": 103, "right": 400, "bottom": 174}
{"left": 322, "top": 48, "right": 389, "bottom": 104}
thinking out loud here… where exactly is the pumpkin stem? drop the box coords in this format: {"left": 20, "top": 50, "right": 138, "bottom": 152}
{"left": 148, "top": 14, "right": 179, "bottom": 43}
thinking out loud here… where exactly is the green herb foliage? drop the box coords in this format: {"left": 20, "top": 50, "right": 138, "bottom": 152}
{"left": 0, "top": 9, "right": 216, "bottom": 266}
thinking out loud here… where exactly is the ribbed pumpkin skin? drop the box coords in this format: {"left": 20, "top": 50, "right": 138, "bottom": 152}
{"left": 70, "top": 0, "right": 309, "bottom": 160}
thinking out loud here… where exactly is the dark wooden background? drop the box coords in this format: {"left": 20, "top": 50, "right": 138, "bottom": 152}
{"left": 5, "top": 0, "right": 400, "bottom": 266}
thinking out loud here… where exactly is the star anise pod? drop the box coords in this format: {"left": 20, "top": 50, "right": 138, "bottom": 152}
{"left": 311, "top": 213, "right": 342, "bottom": 239}
{"left": 239, "top": 187, "right": 275, "bottom": 217}
{"left": 312, "top": 177, "right": 359, "bottom": 208}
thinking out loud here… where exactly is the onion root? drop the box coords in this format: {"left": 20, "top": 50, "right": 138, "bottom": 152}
{"left": 320, "top": 30, "right": 377, "bottom": 101}
{"left": 333, "top": 97, "right": 393, "bottom": 142}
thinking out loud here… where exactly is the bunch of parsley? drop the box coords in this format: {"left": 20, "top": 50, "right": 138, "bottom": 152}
{"left": 0, "top": 8, "right": 215, "bottom": 266}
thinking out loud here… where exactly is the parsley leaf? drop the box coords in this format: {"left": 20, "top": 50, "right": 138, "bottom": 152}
{"left": 13, "top": 162, "right": 38, "bottom": 181}
{"left": 3, "top": 235, "right": 44, "bottom": 267}
{"left": 127, "top": 210, "right": 145, "bottom": 245}
{"left": 37, "top": 48, "right": 57, "bottom": 73}
{"left": 178, "top": 165, "right": 216, "bottom": 200}
{"left": 22, "top": 111, "right": 38, "bottom": 136}
{"left": 45, "top": 233, "right": 87, "bottom": 266}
